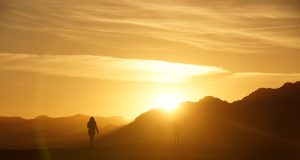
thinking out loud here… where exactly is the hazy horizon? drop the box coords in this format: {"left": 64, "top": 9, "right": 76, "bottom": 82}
{"left": 1, "top": 81, "right": 298, "bottom": 119}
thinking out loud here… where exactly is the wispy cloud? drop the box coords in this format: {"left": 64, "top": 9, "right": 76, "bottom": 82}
{"left": 189, "top": 71, "right": 300, "bottom": 84}
{"left": 0, "top": 53, "right": 227, "bottom": 83}
{"left": 231, "top": 72, "right": 300, "bottom": 83}
{"left": 1, "top": 0, "right": 299, "bottom": 52}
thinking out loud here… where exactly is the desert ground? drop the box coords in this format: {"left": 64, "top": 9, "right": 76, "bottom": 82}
{"left": 1, "top": 143, "right": 297, "bottom": 160}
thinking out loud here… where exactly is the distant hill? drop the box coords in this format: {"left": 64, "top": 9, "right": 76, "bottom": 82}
{"left": 100, "top": 82, "right": 300, "bottom": 153}
{"left": 0, "top": 114, "right": 127, "bottom": 149}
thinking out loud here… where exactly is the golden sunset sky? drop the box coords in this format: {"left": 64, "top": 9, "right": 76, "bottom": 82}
{"left": 0, "top": 0, "right": 300, "bottom": 118}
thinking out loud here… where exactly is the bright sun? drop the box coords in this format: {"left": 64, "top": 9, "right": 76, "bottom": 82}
{"left": 154, "top": 93, "right": 181, "bottom": 112}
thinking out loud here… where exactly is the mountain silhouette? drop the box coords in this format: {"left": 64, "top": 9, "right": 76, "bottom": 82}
{"left": 100, "top": 81, "right": 300, "bottom": 156}
{"left": 1, "top": 81, "right": 299, "bottom": 158}
{"left": 0, "top": 114, "right": 127, "bottom": 149}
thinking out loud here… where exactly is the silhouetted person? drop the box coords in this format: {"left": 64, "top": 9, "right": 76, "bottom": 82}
{"left": 173, "top": 120, "right": 180, "bottom": 148}
{"left": 87, "top": 117, "right": 99, "bottom": 148}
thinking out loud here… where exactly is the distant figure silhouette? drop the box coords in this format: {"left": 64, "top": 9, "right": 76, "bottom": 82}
{"left": 87, "top": 117, "right": 99, "bottom": 148}
{"left": 173, "top": 120, "right": 181, "bottom": 148}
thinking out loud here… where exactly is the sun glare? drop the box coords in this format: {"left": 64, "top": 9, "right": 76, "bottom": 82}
{"left": 154, "top": 93, "right": 181, "bottom": 112}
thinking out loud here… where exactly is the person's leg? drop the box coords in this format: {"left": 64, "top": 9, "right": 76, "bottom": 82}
{"left": 89, "top": 134, "right": 95, "bottom": 148}
{"left": 91, "top": 136, "right": 93, "bottom": 148}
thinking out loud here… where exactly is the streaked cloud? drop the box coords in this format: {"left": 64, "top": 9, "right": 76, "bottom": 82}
{"left": 0, "top": 53, "right": 227, "bottom": 83}
{"left": 234, "top": 72, "right": 300, "bottom": 77}
{"left": 189, "top": 71, "right": 300, "bottom": 85}
{"left": 0, "top": 0, "right": 299, "bottom": 53}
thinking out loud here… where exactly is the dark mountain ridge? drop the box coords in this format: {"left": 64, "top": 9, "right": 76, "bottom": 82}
{"left": 101, "top": 82, "right": 300, "bottom": 153}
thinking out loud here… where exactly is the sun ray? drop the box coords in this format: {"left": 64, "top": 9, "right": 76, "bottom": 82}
{"left": 154, "top": 93, "right": 181, "bottom": 112}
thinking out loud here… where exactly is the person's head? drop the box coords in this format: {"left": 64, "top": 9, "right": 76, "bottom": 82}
{"left": 90, "top": 117, "right": 95, "bottom": 122}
